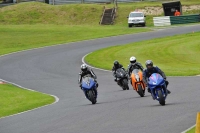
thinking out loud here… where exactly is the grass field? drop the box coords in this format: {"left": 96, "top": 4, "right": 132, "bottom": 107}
{"left": 186, "top": 127, "right": 195, "bottom": 133}
{"left": 0, "top": 84, "right": 55, "bottom": 118}
{"left": 85, "top": 32, "right": 200, "bottom": 76}
{"left": 0, "top": 25, "right": 150, "bottom": 55}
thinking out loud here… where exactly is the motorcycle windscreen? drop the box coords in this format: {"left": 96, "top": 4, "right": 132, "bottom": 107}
{"left": 82, "top": 77, "right": 95, "bottom": 90}
{"left": 131, "top": 69, "right": 142, "bottom": 81}
{"left": 132, "top": 69, "right": 140, "bottom": 74}
{"left": 116, "top": 68, "right": 125, "bottom": 78}
{"left": 148, "top": 73, "right": 165, "bottom": 88}
{"left": 131, "top": 71, "right": 139, "bottom": 81}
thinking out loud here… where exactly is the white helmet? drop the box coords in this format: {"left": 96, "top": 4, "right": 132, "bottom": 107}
{"left": 130, "top": 56, "right": 136, "bottom": 64}
{"left": 81, "top": 64, "right": 87, "bottom": 71}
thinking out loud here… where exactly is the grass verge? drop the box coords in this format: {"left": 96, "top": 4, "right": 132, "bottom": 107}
{"left": 85, "top": 32, "right": 200, "bottom": 76}
{"left": 0, "top": 84, "right": 55, "bottom": 118}
{"left": 186, "top": 127, "right": 195, "bottom": 133}
{"left": 0, "top": 25, "right": 150, "bottom": 55}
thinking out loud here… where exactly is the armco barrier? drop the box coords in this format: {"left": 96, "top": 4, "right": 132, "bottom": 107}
{"left": 170, "top": 14, "right": 200, "bottom": 25}
{"left": 153, "top": 14, "right": 200, "bottom": 26}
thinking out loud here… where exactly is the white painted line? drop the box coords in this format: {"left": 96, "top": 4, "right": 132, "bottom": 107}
{"left": 0, "top": 78, "right": 59, "bottom": 120}
{"left": 181, "top": 124, "right": 196, "bottom": 133}
{"left": 82, "top": 52, "right": 112, "bottom": 72}
{"left": 0, "top": 81, "right": 5, "bottom": 84}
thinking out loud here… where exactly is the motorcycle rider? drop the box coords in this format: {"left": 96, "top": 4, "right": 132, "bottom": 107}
{"left": 143, "top": 60, "right": 171, "bottom": 94}
{"left": 112, "top": 60, "right": 125, "bottom": 82}
{"left": 127, "top": 56, "right": 144, "bottom": 77}
{"left": 127, "top": 56, "right": 144, "bottom": 86}
{"left": 127, "top": 56, "right": 145, "bottom": 94}
{"left": 78, "top": 64, "right": 98, "bottom": 89}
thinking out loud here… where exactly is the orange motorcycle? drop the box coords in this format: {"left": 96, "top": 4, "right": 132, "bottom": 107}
{"left": 130, "top": 69, "right": 146, "bottom": 97}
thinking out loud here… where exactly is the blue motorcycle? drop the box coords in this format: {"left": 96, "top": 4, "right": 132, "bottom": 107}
{"left": 82, "top": 75, "right": 97, "bottom": 104}
{"left": 148, "top": 73, "right": 168, "bottom": 106}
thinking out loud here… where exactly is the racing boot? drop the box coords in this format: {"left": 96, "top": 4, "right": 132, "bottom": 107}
{"left": 147, "top": 88, "right": 151, "bottom": 93}
{"left": 151, "top": 93, "right": 155, "bottom": 100}
{"left": 167, "top": 89, "right": 171, "bottom": 94}
{"left": 95, "top": 82, "right": 99, "bottom": 91}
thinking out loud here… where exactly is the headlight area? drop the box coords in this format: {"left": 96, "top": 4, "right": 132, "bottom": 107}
{"left": 128, "top": 20, "right": 133, "bottom": 23}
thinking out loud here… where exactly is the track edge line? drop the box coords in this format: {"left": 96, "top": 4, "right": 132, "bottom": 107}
{"left": 0, "top": 78, "right": 59, "bottom": 120}
{"left": 181, "top": 124, "right": 196, "bottom": 133}
{"left": 82, "top": 52, "right": 111, "bottom": 72}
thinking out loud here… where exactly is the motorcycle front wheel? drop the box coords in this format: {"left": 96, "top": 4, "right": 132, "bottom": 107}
{"left": 122, "top": 79, "right": 129, "bottom": 90}
{"left": 158, "top": 90, "right": 165, "bottom": 106}
{"left": 137, "top": 84, "right": 144, "bottom": 97}
{"left": 88, "top": 90, "right": 97, "bottom": 104}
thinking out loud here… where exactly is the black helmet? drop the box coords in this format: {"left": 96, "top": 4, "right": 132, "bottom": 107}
{"left": 114, "top": 60, "right": 119, "bottom": 67}
{"left": 145, "top": 60, "right": 153, "bottom": 70}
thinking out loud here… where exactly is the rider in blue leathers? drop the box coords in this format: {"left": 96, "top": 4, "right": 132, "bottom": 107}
{"left": 143, "top": 60, "right": 171, "bottom": 94}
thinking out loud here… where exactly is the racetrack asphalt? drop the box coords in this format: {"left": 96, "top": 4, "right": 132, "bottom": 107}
{"left": 0, "top": 25, "right": 200, "bottom": 133}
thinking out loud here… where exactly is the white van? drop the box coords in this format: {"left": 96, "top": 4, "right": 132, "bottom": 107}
{"left": 128, "top": 11, "right": 146, "bottom": 27}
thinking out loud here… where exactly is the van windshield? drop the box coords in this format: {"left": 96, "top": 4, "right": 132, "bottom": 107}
{"left": 129, "top": 13, "right": 143, "bottom": 17}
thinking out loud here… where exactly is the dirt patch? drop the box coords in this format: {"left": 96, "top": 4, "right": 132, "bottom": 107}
{"left": 138, "top": 5, "right": 200, "bottom": 15}
{"left": 182, "top": 5, "right": 200, "bottom": 12}
{"left": 0, "top": 80, "right": 6, "bottom": 84}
